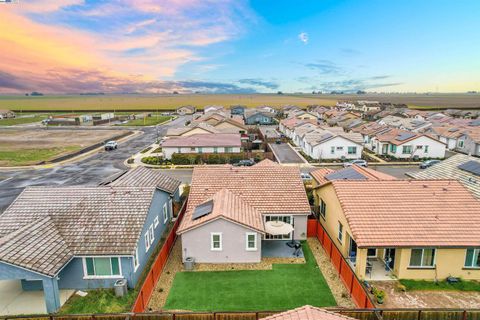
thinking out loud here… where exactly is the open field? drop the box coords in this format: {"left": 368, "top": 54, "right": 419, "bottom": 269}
{"left": 0, "top": 93, "right": 479, "bottom": 111}
{"left": 0, "top": 128, "right": 127, "bottom": 166}
{"left": 163, "top": 242, "right": 336, "bottom": 312}
{"left": 0, "top": 114, "right": 48, "bottom": 126}
{"left": 117, "top": 115, "right": 172, "bottom": 126}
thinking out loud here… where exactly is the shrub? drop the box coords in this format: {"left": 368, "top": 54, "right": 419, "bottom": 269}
{"left": 141, "top": 156, "right": 171, "bottom": 165}
{"left": 170, "top": 152, "right": 266, "bottom": 165}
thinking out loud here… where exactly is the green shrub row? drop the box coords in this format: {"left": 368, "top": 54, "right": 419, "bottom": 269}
{"left": 172, "top": 152, "right": 266, "bottom": 165}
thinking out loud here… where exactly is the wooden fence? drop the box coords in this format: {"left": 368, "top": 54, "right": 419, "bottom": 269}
{"left": 307, "top": 218, "right": 375, "bottom": 309}
{"left": 131, "top": 202, "right": 187, "bottom": 312}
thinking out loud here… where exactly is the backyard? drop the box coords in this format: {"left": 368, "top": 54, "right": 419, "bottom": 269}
{"left": 162, "top": 241, "right": 337, "bottom": 312}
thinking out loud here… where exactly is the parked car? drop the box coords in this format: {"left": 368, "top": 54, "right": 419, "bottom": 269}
{"left": 343, "top": 159, "right": 368, "bottom": 168}
{"left": 419, "top": 159, "right": 441, "bottom": 169}
{"left": 233, "top": 159, "right": 255, "bottom": 166}
{"left": 275, "top": 139, "right": 282, "bottom": 144}
{"left": 104, "top": 140, "right": 118, "bottom": 151}
{"left": 300, "top": 172, "right": 312, "bottom": 181}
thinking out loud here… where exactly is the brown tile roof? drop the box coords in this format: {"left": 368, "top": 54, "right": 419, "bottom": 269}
{"left": 261, "top": 306, "right": 357, "bottom": 320}
{"left": 311, "top": 165, "right": 395, "bottom": 187}
{"left": 166, "top": 122, "right": 220, "bottom": 136}
{"left": 179, "top": 165, "right": 311, "bottom": 233}
{"left": 109, "top": 166, "right": 181, "bottom": 194}
{"left": 311, "top": 168, "right": 335, "bottom": 185}
{"left": 376, "top": 128, "right": 435, "bottom": 145}
{"left": 255, "top": 158, "right": 278, "bottom": 166}
{"left": 0, "top": 186, "right": 156, "bottom": 276}
{"left": 328, "top": 180, "right": 480, "bottom": 247}
{"left": 162, "top": 133, "right": 241, "bottom": 148}
{"left": 178, "top": 189, "right": 265, "bottom": 234}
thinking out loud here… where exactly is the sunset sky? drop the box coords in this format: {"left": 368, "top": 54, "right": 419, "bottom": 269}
{"left": 1, "top": 0, "right": 479, "bottom": 94}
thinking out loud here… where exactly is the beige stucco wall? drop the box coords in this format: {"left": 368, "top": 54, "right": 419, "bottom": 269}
{"left": 314, "top": 183, "right": 480, "bottom": 281}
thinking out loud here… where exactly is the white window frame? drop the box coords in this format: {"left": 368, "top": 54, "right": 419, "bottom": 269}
{"left": 154, "top": 216, "right": 159, "bottom": 228}
{"left": 163, "top": 203, "right": 168, "bottom": 223}
{"left": 210, "top": 232, "right": 223, "bottom": 251}
{"left": 144, "top": 232, "right": 150, "bottom": 252}
{"left": 464, "top": 248, "right": 480, "bottom": 268}
{"left": 409, "top": 248, "right": 436, "bottom": 268}
{"left": 338, "top": 221, "right": 344, "bottom": 243}
{"left": 245, "top": 232, "right": 257, "bottom": 251}
{"left": 133, "top": 248, "right": 140, "bottom": 272}
{"left": 320, "top": 199, "right": 327, "bottom": 219}
{"left": 149, "top": 225, "right": 154, "bottom": 245}
{"left": 82, "top": 256, "right": 123, "bottom": 279}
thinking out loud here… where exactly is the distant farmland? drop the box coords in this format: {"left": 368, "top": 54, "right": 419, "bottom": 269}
{"left": 0, "top": 93, "right": 479, "bottom": 111}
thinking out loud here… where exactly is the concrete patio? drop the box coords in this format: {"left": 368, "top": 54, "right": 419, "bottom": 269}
{"left": 0, "top": 280, "right": 74, "bottom": 316}
{"left": 261, "top": 240, "right": 304, "bottom": 258}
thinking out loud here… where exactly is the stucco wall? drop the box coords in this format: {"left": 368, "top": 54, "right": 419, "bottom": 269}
{"left": 163, "top": 146, "right": 241, "bottom": 159}
{"left": 374, "top": 136, "right": 446, "bottom": 159}
{"left": 309, "top": 136, "right": 363, "bottom": 160}
{"left": 181, "top": 218, "right": 262, "bottom": 263}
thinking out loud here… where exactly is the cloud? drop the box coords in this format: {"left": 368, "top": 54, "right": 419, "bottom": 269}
{"left": 298, "top": 32, "right": 309, "bottom": 44}
{"left": 307, "top": 78, "right": 402, "bottom": 92}
{"left": 340, "top": 48, "right": 361, "bottom": 55}
{"left": 237, "top": 79, "right": 279, "bottom": 90}
{"left": 304, "top": 60, "right": 343, "bottom": 74}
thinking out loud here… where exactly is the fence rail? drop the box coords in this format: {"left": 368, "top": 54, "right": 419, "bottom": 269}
{"left": 307, "top": 218, "right": 375, "bottom": 309}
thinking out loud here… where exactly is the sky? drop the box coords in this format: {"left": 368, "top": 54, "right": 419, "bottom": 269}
{"left": 0, "top": 0, "right": 479, "bottom": 94}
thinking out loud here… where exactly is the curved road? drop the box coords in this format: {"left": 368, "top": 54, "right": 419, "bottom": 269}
{"left": 0, "top": 116, "right": 188, "bottom": 212}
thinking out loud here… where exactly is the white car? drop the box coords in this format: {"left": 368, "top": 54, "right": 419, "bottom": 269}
{"left": 343, "top": 159, "right": 368, "bottom": 168}
{"left": 300, "top": 172, "right": 312, "bottom": 181}
{"left": 104, "top": 141, "right": 118, "bottom": 151}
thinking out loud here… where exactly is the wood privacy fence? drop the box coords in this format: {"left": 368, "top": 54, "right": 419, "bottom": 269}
{"left": 131, "top": 202, "right": 187, "bottom": 312}
{"left": 3, "top": 309, "right": 480, "bottom": 320}
{"left": 307, "top": 218, "right": 375, "bottom": 309}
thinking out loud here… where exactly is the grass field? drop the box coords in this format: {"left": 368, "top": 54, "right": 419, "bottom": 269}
{"left": 58, "top": 289, "right": 137, "bottom": 314}
{"left": 400, "top": 279, "right": 480, "bottom": 292}
{"left": 0, "top": 93, "right": 479, "bottom": 111}
{"left": 0, "top": 146, "right": 81, "bottom": 166}
{"left": 163, "top": 242, "right": 336, "bottom": 311}
{"left": 0, "top": 115, "right": 47, "bottom": 126}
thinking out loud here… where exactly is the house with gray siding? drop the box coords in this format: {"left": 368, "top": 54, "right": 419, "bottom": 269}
{"left": 0, "top": 167, "right": 181, "bottom": 314}
{"left": 177, "top": 160, "right": 311, "bottom": 263}
{"left": 244, "top": 110, "right": 277, "bottom": 125}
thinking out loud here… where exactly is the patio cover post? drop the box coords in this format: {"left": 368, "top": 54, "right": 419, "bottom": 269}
{"left": 42, "top": 277, "right": 61, "bottom": 313}
{"left": 355, "top": 248, "right": 367, "bottom": 280}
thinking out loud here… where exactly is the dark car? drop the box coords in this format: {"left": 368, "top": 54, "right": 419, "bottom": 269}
{"left": 419, "top": 159, "right": 441, "bottom": 169}
{"left": 233, "top": 159, "right": 255, "bottom": 166}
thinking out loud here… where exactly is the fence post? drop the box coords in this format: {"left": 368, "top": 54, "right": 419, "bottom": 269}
{"left": 462, "top": 310, "right": 467, "bottom": 320}
{"left": 417, "top": 310, "right": 422, "bottom": 320}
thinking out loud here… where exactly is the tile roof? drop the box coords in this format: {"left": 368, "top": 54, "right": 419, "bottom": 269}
{"left": 255, "top": 158, "right": 278, "bottom": 166}
{"left": 407, "top": 154, "right": 480, "bottom": 199}
{"left": 328, "top": 179, "right": 480, "bottom": 247}
{"left": 109, "top": 166, "right": 181, "bottom": 194}
{"left": 178, "top": 165, "right": 311, "bottom": 233}
{"left": 261, "top": 306, "right": 357, "bottom": 320}
{"left": 375, "top": 128, "right": 441, "bottom": 146}
{"left": 162, "top": 133, "right": 241, "bottom": 148}
{"left": 166, "top": 122, "right": 220, "bottom": 136}
{"left": 0, "top": 186, "right": 156, "bottom": 276}
{"left": 311, "top": 165, "right": 395, "bottom": 186}
{"left": 178, "top": 189, "right": 265, "bottom": 234}
{"left": 311, "top": 168, "right": 335, "bottom": 185}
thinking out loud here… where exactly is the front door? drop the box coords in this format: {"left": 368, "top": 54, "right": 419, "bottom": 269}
{"left": 384, "top": 248, "right": 396, "bottom": 270}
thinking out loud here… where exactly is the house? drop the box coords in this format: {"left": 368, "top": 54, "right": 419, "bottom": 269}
{"left": 258, "top": 106, "right": 277, "bottom": 114}
{"left": 213, "top": 118, "right": 247, "bottom": 133}
{"left": 176, "top": 105, "right": 196, "bottom": 115}
{"left": 302, "top": 130, "right": 364, "bottom": 160}
{"left": 352, "top": 122, "right": 392, "bottom": 150}
{"left": 177, "top": 161, "right": 311, "bottom": 263}
{"left": 0, "top": 167, "right": 181, "bottom": 313}
{"left": 424, "top": 125, "right": 470, "bottom": 150}
{"left": 260, "top": 305, "right": 358, "bottom": 320}
{"left": 456, "top": 130, "right": 480, "bottom": 156}
{"left": 406, "top": 154, "right": 480, "bottom": 199}
{"left": 161, "top": 133, "right": 242, "bottom": 159}
{"left": 166, "top": 122, "right": 220, "bottom": 137}
{"left": 244, "top": 110, "right": 277, "bottom": 125}
{"left": 295, "top": 111, "right": 318, "bottom": 121}
{"left": 230, "top": 105, "right": 246, "bottom": 115}
{"left": 204, "top": 105, "right": 224, "bottom": 114}
{"left": 377, "top": 115, "right": 431, "bottom": 132}
{"left": 315, "top": 179, "right": 480, "bottom": 280}
{"left": 0, "top": 109, "right": 15, "bottom": 119}
{"left": 372, "top": 129, "right": 446, "bottom": 159}
{"left": 278, "top": 118, "right": 316, "bottom": 139}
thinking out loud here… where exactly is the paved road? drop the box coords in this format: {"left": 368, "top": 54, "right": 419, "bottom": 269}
{"left": 269, "top": 143, "right": 305, "bottom": 164}
{"left": 0, "top": 116, "right": 188, "bottom": 212}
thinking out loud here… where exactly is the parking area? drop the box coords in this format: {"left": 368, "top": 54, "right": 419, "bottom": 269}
{"left": 269, "top": 143, "right": 306, "bottom": 164}
{"left": 0, "top": 280, "right": 73, "bottom": 315}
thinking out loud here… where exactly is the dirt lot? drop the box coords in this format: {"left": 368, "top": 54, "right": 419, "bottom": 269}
{"left": 371, "top": 281, "right": 480, "bottom": 308}
{"left": 0, "top": 128, "right": 128, "bottom": 166}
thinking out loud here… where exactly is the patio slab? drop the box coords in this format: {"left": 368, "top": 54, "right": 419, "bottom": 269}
{"left": 261, "top": 240, "right": 304, "bottom": 258}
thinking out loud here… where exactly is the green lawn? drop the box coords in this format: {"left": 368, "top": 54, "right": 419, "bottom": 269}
{"left": 400, "top": 279, "right": 480, "bottom": 292}
{"left": 58, "top": 289, "right": 137, "bottom": 314}
{"left": 163, "top": 242, "right": 336, "bottom": 311}
{"left": 117, "top": 115, "right": 172, "bottom": 126}
{"left": 0, "top": 146, "right": 81, "bottom": 166}
{"left": 0, "top": 115, "right": 47, "bottom": 126}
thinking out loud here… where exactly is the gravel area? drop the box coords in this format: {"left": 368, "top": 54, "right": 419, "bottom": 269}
{"left": 307, "top": 238, "right": 355, "bottom": 308}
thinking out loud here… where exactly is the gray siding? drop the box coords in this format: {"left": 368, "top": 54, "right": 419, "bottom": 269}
{"left": 293, "top": 215, "right": 308, "bottom": 240}
{"left": 181, "top": 219, "right": 262, "bottom": 263}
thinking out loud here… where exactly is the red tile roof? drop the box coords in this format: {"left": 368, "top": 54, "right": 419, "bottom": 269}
{"left": 311, "top": 165, "right": 395, "bottom": 186}
{"left": 328, "top": 179, "right": 480, "bottom": 247}
{"left": 261, "top": 306, "right": 357, "bottom": 320}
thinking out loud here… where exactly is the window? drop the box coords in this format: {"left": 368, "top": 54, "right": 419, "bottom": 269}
{"left": 336, "top": 146, "right": 343, "bottom": 150}
{"left": 246, "top": 233, "right": 257, "bottom": 251}
{"left": 330, "top": 146, "right": 335, "bottom": 154}
{"left": 163, "top": 203, "right": 168, "bottom": 223}
{"left": 225, "top": 147, "right": 233, "bottom": 152}
{"left": 84, "top": 257, "right": 121, "bottom": 278}
{"left": 154, "top": 216, "right": 159, "bottom": 228}
{"left": 133, "top": 248, "right": 140, "bottom": 272}
{"left": 213, "top": 147, "right": 218, "bottom": 153}
{"left": 402, "top": 145, "right": 413, "bottom": 154}
{"left": 425, "top": 145, "right": 429, "bottom": 153}
{"left": 458, "top": 140, "right": 465, "bottom": 148}
{"left": 416, "top": 145, "right": 423, "bottom": 149}
{"left": 198, "top": 147, "right": 203, "bottom": 153}
{"left": 149, "top": 225, "right": 154, "bottom": 245}
{"left": 144, "top": 233, "right": 150, "bottom": 252}
{"left": 465, "top": 248, "right": 480, "bottom": 268}
{"left": 190, "top": 147, "right": 195, "bottom": 151}
{"left": 211, "top": 233, "right": 222, "bottom": 251}
{"left": 320, "top": 199, "right": 327, "bottom": 219}
{"left": 367, "top": 248, "right": 377, "bottom": 257}
{"left": 177, "top": 147, "right": 181, "bottom": 154}
{"left": 169, "top": 199, "right": 173, "bottom": 218}
{"left": 390, "top": 144, "right": 397, "bottom": 153}
{"left": 409, "top": 248, "right": 436, "bottom": 267}
{"left": 338, "top": 222, "right": 344, "bottom": 243}
{"left": 348, "top": 146, "right": 357, "bottom": 154}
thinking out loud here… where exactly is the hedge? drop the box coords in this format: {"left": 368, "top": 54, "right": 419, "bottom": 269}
{"left": 171, "top": 152, "right": 266, "bottom": 165}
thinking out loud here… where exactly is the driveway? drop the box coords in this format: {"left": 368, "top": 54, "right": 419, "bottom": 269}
{"left": 0, "top": 116, "right": 189, "bottom": 213}
{"left": 0, "top": 280, "right": 73, "bottom": 316}
{"left": 269, "top": 143, "right": 306, "bottom": 164}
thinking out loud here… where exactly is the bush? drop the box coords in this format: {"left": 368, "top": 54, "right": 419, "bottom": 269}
{"left": 141, "top": 156, "right": 171, "bottom": 165}
{"left": 170, "top": 152, "right": 267, "bottom": 165}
